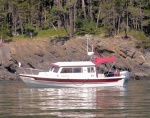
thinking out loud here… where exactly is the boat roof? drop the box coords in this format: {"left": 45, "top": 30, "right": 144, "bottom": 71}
{"left": 51, "top": 61, "right": 95, "bottom": 67}
{"left": 51, "top": 57, "right": 116, "bottom": 67}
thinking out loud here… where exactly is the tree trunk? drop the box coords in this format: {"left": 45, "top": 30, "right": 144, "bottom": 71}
{"left": 14, "top": 17, "right": 17, "bottom": 36}
{"left": 69, "top": 5, "right": 74, "bottom": 38}
{"left": 55, "top": 0, "right": 62, "bottom": 28}
{"left": 135, "top": 18, "right": 138, "bottom": 30}
{"left": 18, "top": 15, "right": 24, "bottom": 35}
{"left": 139, "top": 1, "right": 143, "bottom": 31}
{"left": 44, "top": 7, "right": 47, "bottom": 23}
{"left": 133, "top": 19, "right": 135, "bottom": 29}
{"left": 118, "top": 16, "right": 121, "bottom": 34}
{"left": 126, "top": 1, "right": 129, "bottom": 32}
{"left": 96, "top": 3, "right": 101, "bottom": 28}
{"left": 74, "top": 1, "right": 77, "bottom": 32}
{"left": 113, "top": 18, "right": 116, "bottom": 35}
{"left": 126, "top": 12, "right": 129, "bottom": 32}
{"left": 61, "top": 14, "right": 69, "bottom": 37}
{"left": 11, "top": 4, "right": 17, "bottom": 36}
{"left": 89, "top": 0, "right": 93, "bottom": 21}
{"left": 82, "top": 0, "right": 87, "bottom": 19}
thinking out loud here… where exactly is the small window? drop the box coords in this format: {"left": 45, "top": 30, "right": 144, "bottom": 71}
{"left": 88, "top": 67, "right": 95, "bottom": 73}
{"left": 61, "top": 68, "right": 72, "bottom": 73}
{"left": 73, "top": 68, "right": 82, "bottom": 73}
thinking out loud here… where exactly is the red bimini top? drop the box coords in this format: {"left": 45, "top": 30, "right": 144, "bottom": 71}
{"left": 93, "top": 57, "right": 116, "bottom": 66}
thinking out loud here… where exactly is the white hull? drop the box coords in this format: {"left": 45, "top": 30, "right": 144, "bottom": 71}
{"left": 19, "top": 58, "right": 130, "bottom": 88}
{"left": 20, "top": 75, "right": 129, "bottom": 88}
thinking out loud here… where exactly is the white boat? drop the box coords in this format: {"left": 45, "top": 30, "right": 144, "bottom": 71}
{"left": 19, "top": 56, "right": 130, "bottom": 88}
{"left": 19, "top": 38, "right": 130, "bottom": 88}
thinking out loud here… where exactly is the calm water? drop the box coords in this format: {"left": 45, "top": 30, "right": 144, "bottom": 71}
{"left": 0, "top": 80, "right": 150, "bottom": 118}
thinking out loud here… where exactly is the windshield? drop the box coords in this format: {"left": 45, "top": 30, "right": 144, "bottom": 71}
{"left": 49, "top": 66, "right": 54, "bottom": 71}
{"left": 49, "top": 66, "right": 59, "bottom": 73}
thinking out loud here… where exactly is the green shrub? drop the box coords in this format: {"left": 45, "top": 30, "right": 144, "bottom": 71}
{"left": 24, "top": 25, "right": 38, "bottom": 38}
{"left": 140, "top": 39, "right": 150, "bottom": 49}
{"left": 129, "top": 30, "right": 147, "bottom": 41}
{"left": 128, "top": 30, "right": 150, "bottom": 49}
{"left": 75, "top": 19, "right": 99, "bottom": 35}
{"left": 103, "top": 26, "right": 113, "bottom": 37}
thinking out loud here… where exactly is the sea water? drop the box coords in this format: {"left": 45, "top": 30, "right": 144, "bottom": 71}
{"left": 0, "top": 80, "right": 150, "bottom": 118}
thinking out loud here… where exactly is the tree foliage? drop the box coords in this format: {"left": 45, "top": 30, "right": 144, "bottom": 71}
{"left": 0, "top": 0, "right": 149, "bottom": 38}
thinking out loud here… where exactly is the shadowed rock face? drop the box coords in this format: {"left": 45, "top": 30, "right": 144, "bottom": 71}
{"left": 0, "top": 36, "right": 150, "bottom": 80}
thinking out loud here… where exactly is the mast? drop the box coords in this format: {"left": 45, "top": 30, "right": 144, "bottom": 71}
{"left": 86, "top": 36, "right": 94, "bottom": 57}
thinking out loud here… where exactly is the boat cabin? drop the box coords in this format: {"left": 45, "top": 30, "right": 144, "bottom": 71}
{"left": 38, "top": 57, "right": 118, "bottom": 78}
{"left": 47, "top": 58, "right": 119, "bottom": 78}
{"left": 50, "top": 61, "right": 96, "bottom": 73}
{"left": 49, "top": 61, "right": 97, "bottom": 78}
{"left": 37, "top": 61, "right": 97, "bottom": 78}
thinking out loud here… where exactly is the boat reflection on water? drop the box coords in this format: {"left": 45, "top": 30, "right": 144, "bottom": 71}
{"left": 18, "top": 87, "right": 128, "bottom": 117}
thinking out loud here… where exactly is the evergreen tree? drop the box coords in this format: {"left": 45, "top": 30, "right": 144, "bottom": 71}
{"left": 0, "top": 0, "right": 149, "bottom": 38}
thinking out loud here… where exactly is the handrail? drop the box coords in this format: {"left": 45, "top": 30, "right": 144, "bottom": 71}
{"left": 19, "top": 67, "right": 45, "bottom": 75}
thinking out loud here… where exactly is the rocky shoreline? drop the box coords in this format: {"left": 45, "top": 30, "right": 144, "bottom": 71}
{"left": 0, "top": 35, "right": 150, "bottom": 80}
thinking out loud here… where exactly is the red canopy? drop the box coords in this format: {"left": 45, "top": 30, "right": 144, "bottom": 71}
{"left": 93, "top": 57, "right": 116, "bottom": 66}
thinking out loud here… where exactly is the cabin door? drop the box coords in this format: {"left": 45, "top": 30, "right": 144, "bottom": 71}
{"left": 86, "top": 67, "right": 96, "bottom": 78}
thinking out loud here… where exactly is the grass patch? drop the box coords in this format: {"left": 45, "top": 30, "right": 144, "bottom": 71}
{"left": 11, "top": 28, "right": 68, "bottom": 41}
{"left": 37, "top": 28, "right": 68, "bottom": 38}
{"left": 128, "top": 30, "right": 147, "bottom": 41}
{"left": 128, "top": 30, "right": 150, "bottom": 49}
{"left": 140, "top": 39, "right": 150, "bottom": 49}
{"left": 12, "top": 35, "right": 30, "bottom": 41}
{"left": 127, "top": 30, "right": 150, "bottom": 49}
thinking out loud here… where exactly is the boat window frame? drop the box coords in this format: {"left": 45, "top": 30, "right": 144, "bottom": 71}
{"left": 53, "top": 66, "right": 60, "bottom": 73}
{"left": 72, "top": 67, "right": 82, "bottom": 73}
{"left": 87, "top": 66, "right": 95, "bottom": 73}
{"left": 60, "top": 68, "right": 72, "bottom": 73}
{"left": 49, "top": 66, "right": 60, "bottom": 73}
{"left": 60, "top": 67, "right": 82, "bottom": 73}
{"left": 49, "top": 66, "right": 54, "bottom": 71}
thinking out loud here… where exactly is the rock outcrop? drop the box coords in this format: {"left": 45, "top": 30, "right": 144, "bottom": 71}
{"left": 0, "top": 35, "right": 149, "bottom": 80}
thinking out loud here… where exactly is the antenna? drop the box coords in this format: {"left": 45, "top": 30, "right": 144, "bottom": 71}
{"left": 86, "top": 36, "right": 94, "bottom": 56}
{"left": 18, "top": 62, "right": 22, "bottom": 67}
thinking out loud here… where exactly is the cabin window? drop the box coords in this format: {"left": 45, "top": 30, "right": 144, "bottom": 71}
{"left": 53, "top": 67, "right": 59, "bottom": 73}
{"left": 88, "top": 67, "right": 95, "bottom": 73}
{"left": 60, "top": 67, "right": 82, "bottom": 73}
{"left": 72, "top": 68, "right": 82, "bottom": 73}
{"left": 61, "top": 68, "right": 72, "bottom": 73}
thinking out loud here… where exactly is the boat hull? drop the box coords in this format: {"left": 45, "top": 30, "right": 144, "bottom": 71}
{"left": 20, "top": 75, "right": 128, "bottom": 88}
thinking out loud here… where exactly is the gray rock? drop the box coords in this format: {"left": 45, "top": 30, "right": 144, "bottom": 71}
{"left": 0, "top": 36, "right": 150, "bottom": 80}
